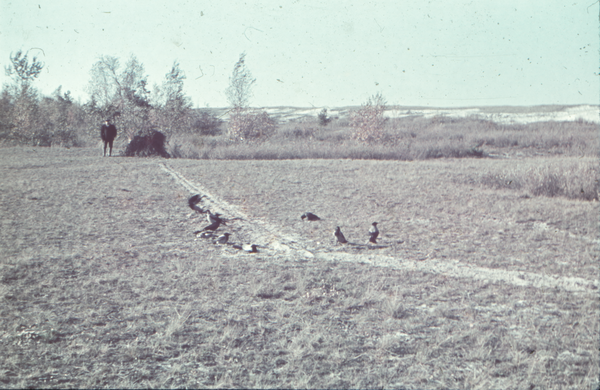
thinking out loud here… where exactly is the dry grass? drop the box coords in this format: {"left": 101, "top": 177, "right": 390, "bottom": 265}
{"left": 479, "top": 160, "right": 599, "bottom": 201}
{"left": 0, "top": 147, "right": 598, "bottom": 389}
{"left": 167, "top": 115, "right": 597, "bottom": 164}
{"left": 172, "top": 157, "right": 599, "bottom": 280}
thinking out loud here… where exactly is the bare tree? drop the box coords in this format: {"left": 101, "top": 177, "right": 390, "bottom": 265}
{"left": 225, "top": 52, "right": 255, "bottom": 109}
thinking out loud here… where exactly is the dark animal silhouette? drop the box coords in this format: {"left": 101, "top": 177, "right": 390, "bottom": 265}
{"left": 334, "top": 226, "right": 347, "bottom": 244}
{"left": 124, "top": 130, "right": 170, "bottom": 158}
{"left": 196, "top": 220, "right": 222, "bottom": 233}
{"left": 188, "top": 194, "right": 206, "bottom": 213}
{"left": 301, "top": 212, "right": 321, "bottom": 221}
{"left": 100, "top": 120, "right": 117, "bottom": 157}
{"left": 368, "top": 222, "right": 379, "bottom": 244}
{"left": 206, "top": 210, "right": 228, "bottom": 226}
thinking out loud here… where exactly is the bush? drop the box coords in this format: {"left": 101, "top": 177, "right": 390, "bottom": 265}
{"left": 279, "top": 125, "right": 315, "bottom": 140}
{"left": 480, "top": 161, "right": 599, "bottom": 201}
{"left": 350, "top": 93, "right": 387, "bottom": 143}
{"left": 227, "top": 108, "right": 277, "bottom": 141}
{"left": 526, "top": 163, "right": 599, "bottom": 201}
{"left": 318, "top": 108, "right": 331, "bottom": 126}
{"left": 192, "top": 110, "right": 223, "bottom": 136}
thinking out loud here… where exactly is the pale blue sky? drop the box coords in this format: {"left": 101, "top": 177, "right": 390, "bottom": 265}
{"left": 1, "top": 0, "right": 598, "bottom": 108}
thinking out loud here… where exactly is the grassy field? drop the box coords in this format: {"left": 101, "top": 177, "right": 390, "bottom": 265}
{"left": 166, "top": 115, "right": 599, "bottom": 162}
{"left": 0, "top": 146, "right": 598, "bottom": 389}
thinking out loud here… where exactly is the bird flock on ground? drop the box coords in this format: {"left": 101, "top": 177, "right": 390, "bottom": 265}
{"left": 188, "top": 194, "right": 382, "bottom": 253}
{"left": 189, "top": 195, "right": 259, "bottom": 252}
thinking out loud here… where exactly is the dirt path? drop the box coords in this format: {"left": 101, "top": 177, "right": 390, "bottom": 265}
{"left": 160, "top": 163, "right": 598, "bottom": 293}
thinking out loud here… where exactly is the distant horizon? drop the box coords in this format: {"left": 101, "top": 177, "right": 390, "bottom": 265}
{"left": 179, "top": 103, "right": 600, "bottom": 112}
{"left": 195, "top": 103, "right": 600, "bottom": 125}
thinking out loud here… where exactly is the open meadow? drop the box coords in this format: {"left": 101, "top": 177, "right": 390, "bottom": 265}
{"left": 0, "top": 139, "right": 598, "bottom": 388}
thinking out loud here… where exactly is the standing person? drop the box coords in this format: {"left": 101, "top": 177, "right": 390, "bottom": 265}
{"left": 100, "top": 120, "right": 117, "bottom": 156}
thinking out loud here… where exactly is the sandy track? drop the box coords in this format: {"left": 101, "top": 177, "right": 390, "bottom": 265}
{"left": 160, "top": 162, "right": 597, "bottom": 293}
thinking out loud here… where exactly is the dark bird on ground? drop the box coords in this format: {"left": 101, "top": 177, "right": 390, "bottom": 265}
{"left": 188, "top": 194, "right": 206, "bottom": 213}
{"left": 206, "top": 210, "right": 227, "bottom": 225}
{"left": 301, "top": 212, "right": 321, "bottom": 221}
{"left": 334, "top": 226, "right": 347, "bottom": 244}
{"left": 100, "top": 120, "right": 118, "bottom": 157}
{"left": 368, "top": 222, "right": 379, "bottom": 244}
{"left": 215, "top": 233, "right": 231, "bottom": 245}
{"left": 198, "top": 220, "right": 222, "bottom": 232}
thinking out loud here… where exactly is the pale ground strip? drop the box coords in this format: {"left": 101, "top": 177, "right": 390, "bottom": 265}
{"left": 255, "top": 104, "right": 600, "bottom": 125}
{"left": 159, "top": 163, "right": 598, "bottom": 294}
{"left": 205, "top": 104, "right": 599, "bottom": 125}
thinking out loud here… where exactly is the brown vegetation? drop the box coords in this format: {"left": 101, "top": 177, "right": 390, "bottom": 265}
{"left": 0, "top": 147, "right": 597, "bottom": 388}
{"left": 226, "top": 108, "right": 277, "bottom": 141}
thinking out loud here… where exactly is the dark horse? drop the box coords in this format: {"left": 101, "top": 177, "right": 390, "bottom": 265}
{"left": 100, "top": 120, "right": 118, "bottom": 156}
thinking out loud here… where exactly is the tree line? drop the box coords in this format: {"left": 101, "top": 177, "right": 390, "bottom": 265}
{"left": 1, "top": 50, "right": 387, "bottom": 148}
{"left": 0, "top": 51, "right": 258, "bottom": 147}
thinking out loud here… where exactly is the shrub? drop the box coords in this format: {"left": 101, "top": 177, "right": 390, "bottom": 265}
{"left": 525, "top": 163, "right": 599, "bottom": 201}
{"left": 480, "top": 161, "right": 599, "bottom": 201}
{"left": 227, "top": 108, "right": 277, "bottom": 141}
{"left": 192, "top": 110, "right": 223, "bottom": 136}
{"left": 279, "top": 125, "right": 315, "bottom": 140}
{"left": 350, "top": 93, "right": 387, "bottom": 143}
{"left": 318, "top": 108, "right": 331, "bottom": 126}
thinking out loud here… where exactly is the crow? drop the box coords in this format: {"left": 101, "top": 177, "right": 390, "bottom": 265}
{"left": 195, "top": 220, "right": 222, "bottom": 233}
{"left": 206, "top": 210, "right": 227, "bottom": 225}
{"left": 188, "top": 194, "right": 206, "bottom": 213}
{"left": 214, "top": 233, "right": 231, "bottom": 245}
{"left": 368, "top": 222, "right": 379, "bottom": 244}
{"left": 334, "top": 226, "right": 347, "bottom": 244}
{"left": 301, "top": 212, "right": 321, "bottom": 221}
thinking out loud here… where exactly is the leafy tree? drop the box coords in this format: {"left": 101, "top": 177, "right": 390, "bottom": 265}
{"left": 37, "top": 86, "right": 83, "bottom": 147}
{"left": 0, "top": 86, "right": 15, "bottom": 136}
{"left": 225, "top": 52, "right": 255, "bottom": 109}
{"left": 3, "top": 50, "right": 45, "bottom": 144}
{"left": 5, "top": 50, "right": 44, "bottom": 87}
{"left": 151, "top": 62, "right": 192, "bottom": 135}
{"left": 224, "top": 53, "right": 275, "bottom": 140}
{"left": 87, "top": 55, "right": 152, "bottom": 140}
